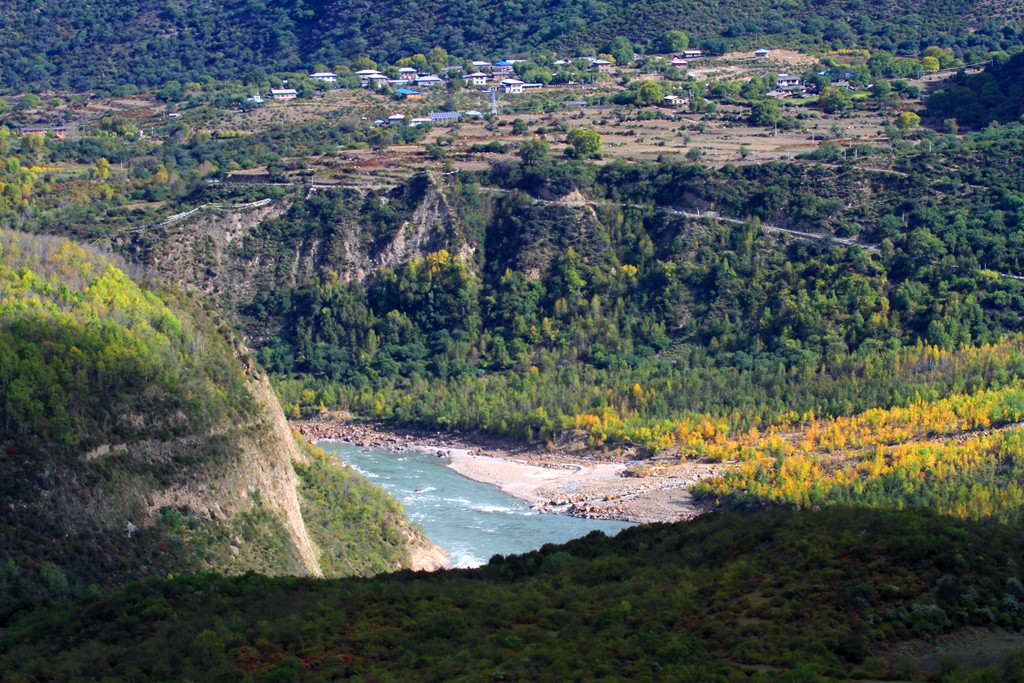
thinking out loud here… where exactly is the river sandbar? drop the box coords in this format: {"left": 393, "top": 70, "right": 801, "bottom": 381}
{"left": 295, "top": 417, "right": 725, "bottom": 524}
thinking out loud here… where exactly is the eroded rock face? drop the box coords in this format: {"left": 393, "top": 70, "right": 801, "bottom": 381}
{"left": 125, "top": 175, "right": 474, "bottom": 322}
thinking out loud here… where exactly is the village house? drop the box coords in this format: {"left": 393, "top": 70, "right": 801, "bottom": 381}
{"left": 429, "top": 111, "right": 461, "bottom": 124}
{"left": 471, "top": 60, "right": 492, "bottom": 72}
{"left": 410, "top": 117, "right": 432, "bottom": 127}
{"left": 356, "top": 69, "right": 387, "bottom": 87}
{"left": 754, "top": 49, "right": 770, "bottom": 59}
{"left": 493, "top": 60, "right": 516, "bottom": 73}
{"left": 776, "top": 73, "right": 801, "bottom": 88}
{"left": 18, "top": 125, "right": 74, "bottom": 138}
{"left": 500, "top": 78, "right": 524, "bottom": 94}
{"left": 309, "top": 72, "right": 337, "bottom": 83}
{"left": 414, "top": 74, "right": 444, "bottom": 87}
{"left": 682, "top": 49, "right": 703, "bottom": 59}
{"left": 398, "top": 67, "right": 418, "bottom": 81}
{"left": 393, "top": 87, "right": 423, "bottom": 100}
{"left": 670, "top": 56, "right": 689, "bottom": 68}
{"left": 388, "top": 113, "right": 407, "bottom": 126}
{"left": 590, "top": 59, "right": 613, "bottom": 74}
{"left": 463, "top": 71, "right": 489, "bottom": 86}
{"left": 269, "top": 88, "right": 297, "bottom": 100}
{"left": 662, "top": 94, "right": 688, "bottom": 107}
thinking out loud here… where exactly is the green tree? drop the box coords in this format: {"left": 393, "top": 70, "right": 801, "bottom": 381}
{"left": 605, "top": 37, "right": 635, "bottom": 66}
{"left": 566, "top": 128, "right": 602, "bottom": 159}
{"left": 656, "top": 31, "right": 689, "bottom": 53}
{"left": 22, "top": 133, "right": 44, "bottom": 155}
{"left": 871, "top": 80, "right": 896, "bottom": 105}
{"left": 749, "top": 99, "right": 782, "bottom": 126}
{"left": 635, "top": 81, "right": 664, "bottom": 106}
{"left": 17, "top": 94, "right": 42, "bottom": 111}
{"left": 518, "top": 138, "right": 551, "bottom": 167}
{"left": 923, "top": 46, "right": 956, "bottom": 69}
{"left": 818, "top": 86, "right": 853, "bottom": 113}
{"left": 921, "top": 56, "right": 941, "bottom": 73}
{"left": 352, "top": 55, "right": 377, "bottom": 71}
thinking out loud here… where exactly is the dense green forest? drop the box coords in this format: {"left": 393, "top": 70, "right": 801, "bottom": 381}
{"left": 0, "top": 0, "right": 1020, "bottom": 91}
{"left": 928, "top": 51, "right": 1024, "bottom": 126}
{"left": 260, "top": 124, "right": 1024, "bottom": 443}
{"left": 5, "top": 508, "right": 1024, "bottom": 681}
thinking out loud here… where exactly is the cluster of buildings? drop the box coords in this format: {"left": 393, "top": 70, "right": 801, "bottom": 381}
{"left": 343, "top": 61, "right": 548, "bottom": 99}
{"left": 374, "top": 110, "right": 487, "bottom": 127}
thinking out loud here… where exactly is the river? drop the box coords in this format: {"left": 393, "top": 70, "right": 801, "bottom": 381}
{"left": 321, "top": 442, "right": 633, "bottom": 568}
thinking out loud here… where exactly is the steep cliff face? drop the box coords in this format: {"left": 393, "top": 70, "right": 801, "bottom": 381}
{"left": 122, "top": 174, "right": 474, "bottom": 324}
{"left": 0, "top": 231, "right": 441, "bottom": 611}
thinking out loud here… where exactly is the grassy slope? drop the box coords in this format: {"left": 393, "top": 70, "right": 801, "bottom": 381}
{"left": 4, "top": 508, "right": 1024, "bottom": 681}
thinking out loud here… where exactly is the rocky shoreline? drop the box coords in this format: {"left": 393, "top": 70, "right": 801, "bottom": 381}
{"left": 293, "top": 416, "right": 725, "bottom": 524}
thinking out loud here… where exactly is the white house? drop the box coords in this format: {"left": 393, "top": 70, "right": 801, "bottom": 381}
{"left": 309, "top": 72, "right": 337, "bottom": 83}
{"left": 410, "top": 117, "right": 432, "bottom": 127}
{"left": 777, "top": 73, "right": 801, "bottom": 88}
{"left": 388, "top": 114, "right": 407, "bottom": 126}
{"left": 415, "top": 75, "right": 444, "bottom": 87}
{"left": 398, "top": 67, "right": 418, "bottom": 80}
{"left": 355, "top": 69, "right": 385, "bottom": 86}
{"left": 682, "top": 49, "right": 703, "bottom": 58}
{"left": 754, "top": 49, "right": 770, "bottom": 59}
{"left": 670, "top": 57, "right": 689, "bottom": 68}
{"left": 500, "top": 78, "right": 524, "bottom": 94}
{"left": 463, "top": 72, "right": 489, "bottom": 86}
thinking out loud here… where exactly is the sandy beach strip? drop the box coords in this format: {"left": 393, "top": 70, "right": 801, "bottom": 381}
{"left": 441, "top": 447, "right": 627, "bottom": 505}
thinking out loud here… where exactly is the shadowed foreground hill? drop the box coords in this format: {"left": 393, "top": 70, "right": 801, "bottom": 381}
{"left": 0, "top": 230, "right": 435, "bottom": 620}
{"left": 5, "top": 509, "right": 1024, "bottom": 681}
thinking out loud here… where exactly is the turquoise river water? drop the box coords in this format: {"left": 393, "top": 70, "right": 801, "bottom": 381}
{"left": 321, "top": 442, "right": 633, "bottom": 568}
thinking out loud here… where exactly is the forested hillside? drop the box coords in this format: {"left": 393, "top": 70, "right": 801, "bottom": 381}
{"left": 245, "top": 132, "right": 1024, "bottom": 438}
{"left": 0, "top": 0, "right": 1019, "bottom": 91}
{"left": 0, "top": 230, "right": 429, "bottom": 621}
{"left": 928, "top": 51, "right": 1024, "bottom": 125}
{"left": 6, "top": 509, "right": 1024, "bottom": 681}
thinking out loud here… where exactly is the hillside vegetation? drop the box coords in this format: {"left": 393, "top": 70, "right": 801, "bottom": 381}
{"left": 5, "top": 509, "right": 1024, "bottom": 681}
{"left": 0, "top": 0, "right": 1019, "bottom": 91}
{"left": 0, "top": 230, "right": 425, "bottom": 621}
{"left": 928, "top": 52, "right": 1024, "bottom": 126}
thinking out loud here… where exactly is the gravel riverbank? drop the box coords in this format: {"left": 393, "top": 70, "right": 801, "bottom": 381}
{"left": 293, "top": 417, "right": 725, "bottom": 524}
